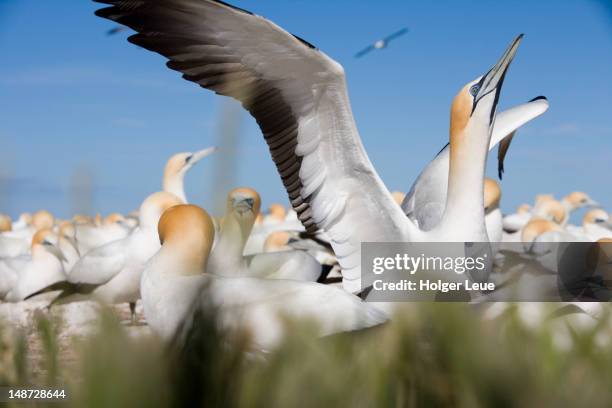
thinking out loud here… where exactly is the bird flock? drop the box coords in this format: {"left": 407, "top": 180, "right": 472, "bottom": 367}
{"left": 0, "top": 0, "right": 610, "bottom": 351}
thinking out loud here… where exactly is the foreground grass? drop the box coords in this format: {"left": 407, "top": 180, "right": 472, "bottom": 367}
{"left": 1, "top": 303, "right": 611, "bottom": 407}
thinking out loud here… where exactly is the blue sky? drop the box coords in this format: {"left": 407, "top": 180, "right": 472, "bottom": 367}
{"left": 1, "top": 0, "right": 611, "bottom": 222}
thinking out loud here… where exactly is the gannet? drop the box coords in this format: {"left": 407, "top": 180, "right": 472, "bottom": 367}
{"left": 568, "top": 209, "right": 612, "bottom": 241}
{"left": 561, "top": 191, "right": 599, "bottom": 215}
{"left": 163, "top": 146, "right": 217, "bottom": 202}
{"left": 75, "top": 212, "right": 131, "bottom": 254}
{"left": 141, "top": 204, "right": 387, "bottom": 347}
{"left": 401, "top": 97, "right": 549, "bottom": 232}
{"left": 95, "top": 0, "right": 524, "bottom": 293}
{"left": 12, "top": 213, "right": 32, "bottom": 231}
{"left": 503, "top": 199, "right": 567, "bottom": 243}
{"left": 208, "top": 188, "right": 323, "bottom": 281}
{"left": 33, "top": 192, "right": 183, "bottom": 322}
{"left": 55, "top": 221, "right": 80, "bottom": 273}
{"left": 502, "top": 203, "right": 533, "bottom": 233}
{"left": 5, "top": 229, "right": 67, "bottom": 302}
{"left": 354, "top": 28, "right": 409, "bottom": 58}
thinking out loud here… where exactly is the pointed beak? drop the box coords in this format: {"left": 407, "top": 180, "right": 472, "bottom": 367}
{"left": 190, "top": 146, "right": 217, "bottom": 165}
{"left": 474, "top": 34, "right": 523, "bottom": 119}
{"left": 232, "top": 197, "right": 255, "bottom": 215}
{"left": 586, "top": 199, "right": 599, "bottom": 208}
{"left": 43, "top": 241, "right": 67, "bottom": 263}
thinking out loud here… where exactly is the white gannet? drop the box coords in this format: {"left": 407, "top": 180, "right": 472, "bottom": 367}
{"left": 11, "top": 213, "right": 32, "bottom": 231}
{"left": 96, "top": 0, "right": 524, "bottom": 294}
{"left": 141, "top": 204, "right": 387, "bottom": 347}
{"left": 354, "top": 27, "right": 409, "bottom": 58}
{"left": 567, "top": 208, "right": 612, "bottom": 241}
{"left": 74, "top": 212, "right": 131, "bottom": 255}
{"left": 163, "top": 146, "right": 217, "bottom": 202}
{"left": 5, "top": 229, "right": 67, "bottom": 302}
{"left": 35, "top": 192, "right": 183, "bottom": 323}
{"left": 401, "top": 97, "right": 549, "bottom": 232}
{"left": 208, "top": 188, "right": 323, "bottom": 281}
{"left": 560, "top": 191, "right": 599, "bottom": 216}
{"left": 502, "top": 202, "right": 533, "bottom": 233}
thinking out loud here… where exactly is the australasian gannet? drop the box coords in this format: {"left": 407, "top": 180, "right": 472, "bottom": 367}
{"left": 5, "top": 229, "right": 67, "bottom": 302}
{"left": 141, "top": 204, "right": 387, "bottom": 348}
{"left": 208, "top": 188, "right": 323, "bottom": 281}
{"left": 95, "top": 0, "right": 525, "bottom": 294}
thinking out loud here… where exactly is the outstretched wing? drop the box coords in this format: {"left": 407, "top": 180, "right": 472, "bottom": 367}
{"left": 95, "top": 0, "right": 413, "bottom": 293}
{"left": 355, "top": 44, "right": 375, "bottom": 58}
{"left": 383, "top": 27, "right": 409, "bottom": 43}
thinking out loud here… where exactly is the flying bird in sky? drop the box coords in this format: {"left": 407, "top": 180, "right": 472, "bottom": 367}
{"left": 354, "top": 27, "right": 409, "bottom": 58}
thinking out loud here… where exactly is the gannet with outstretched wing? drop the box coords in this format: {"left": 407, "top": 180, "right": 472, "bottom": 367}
{"left": 95, "top": 0, "right": 524, "bottom": 294}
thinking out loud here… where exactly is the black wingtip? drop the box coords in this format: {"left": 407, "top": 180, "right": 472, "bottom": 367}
{"left": 498, "top": 166, "right": 504, "bottom": 180}
{"left": 529, "top": 95, "right": 547, "bottom": 102}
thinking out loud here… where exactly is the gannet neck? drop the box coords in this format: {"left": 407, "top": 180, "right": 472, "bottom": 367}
{"left": 139, "top": 191, "right": 183, "bottom": 229}
{"left": 163, "top": 153, "right": 190, "bottom": 202}
{"left": 158, "top": 204, "right": 215, "bottom": 275}
{"left": 521, "top": 218, "right": 562, "bottom": 243}
{"left": 436, "top": 85, "right": 490, "bottom": 240}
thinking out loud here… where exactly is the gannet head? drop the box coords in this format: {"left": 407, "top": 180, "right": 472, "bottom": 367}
{"left": 72, "top": 214, "right": 93, "bottom": 225}
{"left": 163, "top": 147, "right": 216, "bottom": 186}
{"left": 31, "top": 228, "right": 66, "bottom": 261}
{"left": 32, "top": 210, "right": 55, "bottom": 230}
{"left": 139, "top": 191, "right": 183, "bottom": 229}
{"left": 517, "top": 204, "right": 531, "bottom": 215}
{"left": 0, "top": 214, "right": 12, "bottom": 232}
{"left": 158, "top": 204, "right": 215, "bottom": 272}
{"left": 391, "top": 191, "right": 406, "bottom": 206}
{"left": 58, "top": 220, "right": 76, "bottom": 241}
{"left": 563, "top": 191, "right": 598, "bottom": 210}
{"left": 19, "top": 212, "right": 32, "bottom": 225}
{"left": 536, "top": 199, "right": 567, "bottom": 225}
{"left": 450, "top": 35, "right": 522, "bottom": 152}
{"left": 264, "top": 231, "right": 291, "bottom": 252}
{"left": 104, "top": 213, "right": 127, "bottom": 227}
{"left": 484, "top": 178, "right": 501, "bottom": 213}
{"left": 583, "top": 208, "right": 611, "bottom": 228}
{"left": 521, "top": 218, "right": 563, "bottom": 244}
{"left": 268, "top": 203, "right": 286, "bottom": 222}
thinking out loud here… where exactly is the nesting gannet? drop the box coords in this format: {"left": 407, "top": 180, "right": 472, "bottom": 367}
{"left": 34, "top": 192, "right": 183, "bottom": 322}
{"left": 502, "top": 203, "right": 533, "bottom": 233}
{"left": 95, "top": 0, "right": 524, "bottom": 293}
{"left": 12, "top": 213, "right": 31, "bottom": 231}
{"left": 75, "top": 212, "right": 131, "bottom": 254}
{"left": 5, "top": 229, "right": 67, "bottom": 302}
{"left": 567, "top": 209, "right": 612, "bottom": 241}
{"left": 163, "top": 146, "right": 217, "bottom": 202}
{"left": 561, "top": 191, "right": 598, "bottom": 214}
{"left": 141, "top": 204, "right": 386, "bottom": 347}
{"left": 401, "top": 97, "right": 549, "bottom": 231}
{"left": 208, "top": 188, "right": 323, "bottom": 281}
{"left": 354, "top": 28, "right": 409, "bottom": 58}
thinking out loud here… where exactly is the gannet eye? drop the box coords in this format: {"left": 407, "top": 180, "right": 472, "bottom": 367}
{"left": 469, "top": 84, "right": 480, "bottom": 97}
{"left": 185, "top": 155, "right": 193, "bottom": 164}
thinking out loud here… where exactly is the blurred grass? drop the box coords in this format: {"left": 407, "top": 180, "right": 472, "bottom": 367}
{"left": 1, "top": 303, "right": 611, "bottom": 407}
